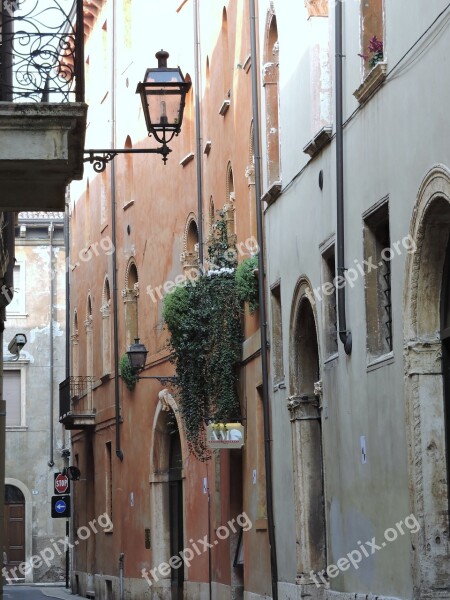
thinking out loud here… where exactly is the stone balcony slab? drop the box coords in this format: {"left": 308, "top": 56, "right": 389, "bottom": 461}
{"left": 0, "top": 102, "right": 87, "bottom": 211}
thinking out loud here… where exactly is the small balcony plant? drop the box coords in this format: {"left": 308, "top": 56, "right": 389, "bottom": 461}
{"left": 359, "top": 36, "right": 384, "bottom": 69}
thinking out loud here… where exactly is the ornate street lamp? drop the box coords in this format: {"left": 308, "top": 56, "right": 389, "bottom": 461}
{"left": 127, "top": 338, "right": 177, "bottom": 385}
{"left": 84, "top": 50, "right": 191, "bottom": 172}
{"left": 127, "top": 338, "right": 148, "bottom": 373}
{"left": 136, "top": 49, "right": 190, "bottom": 147}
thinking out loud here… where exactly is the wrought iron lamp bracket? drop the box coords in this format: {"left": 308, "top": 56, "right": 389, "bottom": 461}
{"left": 84, "top": 144, "right": 171, "bottom": 173}
{"left": 136, "top": 375, "right": 178, "bottom": 386}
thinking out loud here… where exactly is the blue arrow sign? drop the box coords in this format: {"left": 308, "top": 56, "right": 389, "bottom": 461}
{"left": 55, "top": 500, "right": 66, "bottom": 514}
{"left": 51, "top": 494, "right": 70, "bottom": 518}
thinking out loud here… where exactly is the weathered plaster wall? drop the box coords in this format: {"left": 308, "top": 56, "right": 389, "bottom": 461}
{"left": 259, "top": 0, "right": 450, "bottom": 599}
{"left": 69, "top": 0, "right": 270, "bottom": 598}
{"left": 4, "top": 221, "right": 66, "bottom": 582}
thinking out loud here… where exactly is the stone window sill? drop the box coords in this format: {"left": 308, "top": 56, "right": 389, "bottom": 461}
{"left": 367, "top": 351, "right": 394, "bottom": 372}
{"left": 303, "top": 125, "right": 333, "bottom": 158}
{"left": 180, "top": 152, "right": 194, "bottom": 167}
{"left": 261, "top": 181, "right": 282, "bottom": 207}
{"left": 219, "top": 99, "right": 230, "bottom": 116}
{"left": 354, "top": 61, "right": 387, "bottom": 104}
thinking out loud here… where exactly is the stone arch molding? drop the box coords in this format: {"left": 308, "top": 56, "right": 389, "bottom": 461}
{"left": 181, "top": 212, "right": 199, "bottom": 270}
{"left": 403, "top": 164, "right": 450, "bottom": 597}
{"left": 149, "top": 391, "right": 187, "bottom": 585}
{"left": 101, "top": 275, "right": 111, "bottom": 309}
{"left": 85, "top": 292, "right": 93, "bottom": 330}
{"left": 123, "top": 258, "right": 139, "bottom": 297}
{"left": 5, "top": 478, "right": 33, "bottom": 582}
{"left": 182, "top": 212, "right": 198, "bottom": 255}
{"left": 288, "top": 276, "right": 322, "bottom": 396}
{"left": 288, "top": 276, "right": 326, "bottom": 580}
{"left": 73, "top": 309, "right": 79, "bottom": 334}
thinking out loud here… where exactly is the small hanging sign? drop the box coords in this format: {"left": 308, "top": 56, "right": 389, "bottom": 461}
{"left": 206, "top": 423, "right": 244, "bottom": 449}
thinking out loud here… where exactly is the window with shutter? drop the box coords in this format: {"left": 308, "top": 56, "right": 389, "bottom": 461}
{"left": 4, "top": 370, "right": 21, "bottom": 427}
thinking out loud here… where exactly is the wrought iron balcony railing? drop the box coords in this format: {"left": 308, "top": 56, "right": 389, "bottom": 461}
{"left": 0, "top": 0, "right": 84, "bottom": 102}
{"left": 59, "top": 375, "right": 95, "bottom": 429}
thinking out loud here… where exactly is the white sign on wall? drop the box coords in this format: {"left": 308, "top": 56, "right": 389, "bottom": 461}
{"left": 206, "top": 423, "right": 245, "bottom": 449}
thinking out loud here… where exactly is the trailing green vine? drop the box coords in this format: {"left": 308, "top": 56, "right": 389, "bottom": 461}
{"left": 207, "top": 210, "right": 237, "bottom": 269}
{"left": 119, "top": 354, "right": 137, "bottom": 391}
{"left": 163, "top": 273, "right": 242, "bottom": 460}
{"left": 163, "top": 211, "right": 243, "bottom": 460}
{"left": 236, "top": 255, "right": 259, "bottom": 314}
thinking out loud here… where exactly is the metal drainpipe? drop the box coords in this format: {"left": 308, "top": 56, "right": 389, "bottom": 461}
{"left": 111, "top": 0, "right": 123, "bottom": 460}
{"left": 119, "top": 553, "right": 124, "bottom": 600}
{"left": 335, "top": 0, "right": 352, "bottom": 355}
{"left": 193, "top": 0, "right": 204, "bottom": 266}
{"left": 249, "top": 1, "right": 278, "bottom": 598}
{"left": 48, "top": 221, "right": 55, "bottom": 467}
{"left": 64, "top": 199, "right": 70, "bottom": 455}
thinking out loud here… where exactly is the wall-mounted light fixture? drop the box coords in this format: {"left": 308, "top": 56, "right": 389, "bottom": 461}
{"left": 83, "top": 50, "right": 191, "bottom": 172}
{"left": 127, "top": 338, "right": 178, "bottom": 385}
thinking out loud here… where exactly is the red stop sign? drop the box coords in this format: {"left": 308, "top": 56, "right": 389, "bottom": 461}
{"left": 54, "top": 473, "right": 69, "bottom": 494}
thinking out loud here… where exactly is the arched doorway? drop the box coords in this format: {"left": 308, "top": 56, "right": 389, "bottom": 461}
{"left": 404, "top": 166, "right": 450, "bottom": 596}
{"left": 441, "top": 236, "right": 450, "bottom": 517}
{"left": 150, "top": 393, "right": 186, "bottom": 599}
{"left": 168, "top": 413, "right": 184, "bottom": 600}
{"left": 288, "top": 280, "right": 326, "bottom": 582}
{"left": 4, "top": 484, "right": 25, "bottom": 577}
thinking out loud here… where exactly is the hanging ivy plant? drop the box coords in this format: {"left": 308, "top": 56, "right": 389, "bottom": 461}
{"left": 236, "top": 255, "right": 259, "bottom": 314}
{"left": 207, "top": 210, "right": 237, "bottom": 269}
{"left": 163, "top": 211, "right": 242, "bottom": 460}
{"left": 163, "top": 273, "right": 242, "bottom": 460}
{"left": 119, "top": 354, "right": 137, "bottom": 391}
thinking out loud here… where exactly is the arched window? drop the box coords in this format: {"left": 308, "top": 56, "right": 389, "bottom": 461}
{"left": 181, "top": 215, "right": 199, "bottom": 274}
{"left": 305, "top": 0, "right": 331, "bottom": 138}
{"left": 205, "top": 56, "right": 210, "bottom": 92}
{"left": 85, "top": 295, "right": 94, "bottom": 408}
{"left": 209, "top": 197, "right": 215, "bottom": 234}
{"left": 246, "top": 121, "right": 257, "bottom": 238}
{"left": 100, "top": 170, "right": 108, "bottom": 227}
{"left": 124, "top": 136, "right": 134, "bottom": 205}
{"left": 224, "top": 163, "right": 236, "bottom": 240}
{"left": 182, "top": 74, "right": 194, "bottom": 157}
{"left": 360, "top": 0, "right": 384, "bottom": 77}
{"left": 101, "top": 277, "right": 111, "bottom": 376}
{"left": 123, "top": 261, "right": 139, "bottom": 349}
{"left": 263, "top": 10, "right": 280, "bottom": 187}
{"left": 221, "top": 8, "right": 230, "bottom": 98}
{"left": 85, "top": 178, "right": 91, "bottom": 246}
{"left": 72, "top": 310, "right": 79, "bottom": 378}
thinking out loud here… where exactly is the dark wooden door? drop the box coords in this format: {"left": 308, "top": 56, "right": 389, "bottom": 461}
{"left": 441, "top": 239, "right": 450, "bottom": 516}
{"left": 169, "top": 429, "right": 184, "bottom": 600}
{"left": 4, "top": 502, "right": 25, "bottom": 575}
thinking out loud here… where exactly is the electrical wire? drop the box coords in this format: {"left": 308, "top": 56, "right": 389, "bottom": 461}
{"left": 278, "top": 2, "right": 450, "bottom": 199}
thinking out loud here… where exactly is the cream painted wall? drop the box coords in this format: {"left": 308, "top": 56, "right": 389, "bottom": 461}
{"left": 259, "top": 1, "right": 450, "bottom": 598}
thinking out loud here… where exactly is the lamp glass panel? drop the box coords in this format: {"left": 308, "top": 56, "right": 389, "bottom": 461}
{"left": 145, "top": 68, "right": 183, "bottom": 84}
{"left": 128, "top": 350, "right": 146, "bottom": 370}
{"left": 145, "top": 89, "right": 182, "bottom": 128}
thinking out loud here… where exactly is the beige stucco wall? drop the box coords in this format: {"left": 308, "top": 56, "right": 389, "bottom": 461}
{"left": 4, "top": 220, "right": 67, "bottom": 582}
{"left": 259, "top": 1, "right": 450, "bottom": 599}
